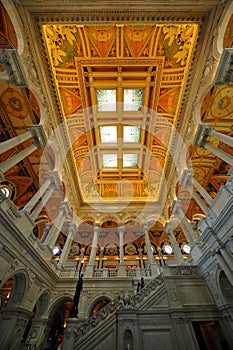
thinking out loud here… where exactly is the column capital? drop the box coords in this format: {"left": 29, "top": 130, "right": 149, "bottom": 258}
{"left": 48, "top": 171, "right": 62, "bottom": 189}
{"left": 165, "top": 221, "right": 173, "bottom": 235}
{"left": 0, "top": 48, "right": 28, "bottom": 87}
{"left": 93, "top": 223, "right": 100, "bottom": 234}
{"left": 142, "top": 222, "right": 149, "bottom": 232}
{"left": 68, "top": 222, "right": 76, "bottom": 237}
{"left": 118, "top": 224, "right": 124, "bottom": 233}
{"left": 171, "top": 199, "right": 185, "bottom": 219}
{"left": 28, "top": 125, "right": 47, "bottom": 148}
{"left": 180, "top": 169, "right": 193, "bottom": 190}
{"left": 60, "top": 201, "right": 70, "bottom": 216}
{"left": 193, "top": 123, "right": 211, "bottom": 148}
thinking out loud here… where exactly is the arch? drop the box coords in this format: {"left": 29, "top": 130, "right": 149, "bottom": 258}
{"left": 1, "top": 0, "right": 23, "bottom": 52}
{"left": 215, "top": 4, "right": 233, "bottom": 55}
{"left": 193, "top": 7, "right": 233, "bottom": 125}
{"left": 34, "top": 291, "right": 50, "bottom": 319}
{"left": 147, "top": 215, "right": 166, "bottom": 227}
{"left": 99, "top": 214, "right": 119, "bottom": 226}
{"left": 87, "top": 294, "right": 112, "bottom": 318}
{"left": 124, "top": 214, "right": 143, "bottom": 225}
{"left": 43, "top": 294, "right": 73, "bottom": 347}
{"left": 124, "top": 328, "right": 133, "bottom": 350}
{"left": 219, "top": 270, "right": 233, "bottom": 305}
{"left": 45, "top": 294, "right": 73, "bottom": 319}
{"left": 1, "top": 270, "right": 28, "bottom": 308}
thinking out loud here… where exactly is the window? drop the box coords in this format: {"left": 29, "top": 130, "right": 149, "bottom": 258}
{"left": 100, "top": 126, "right": 117, "bottom": 143}
{"left": 123, "top": 126, "right": 140, "bottom": 143}
{"left": 0, "top": 187, "right": 10, "bottom": 197}
{"left": 124, "top": 89, "right": 143, "bottom": 111}
{"left": 97, "top": 89, "right": 116, "bottom": 111}
{"left": 123, "top": 154, "right": 138, "bottom": 167}
{"left": 182, "top": 244, "right": 191, "bottom": 254}
{"left": 102, "top": 154, "right": 118, "bottom": 167}
{"left": 164, "top": 245, "right": 173, "bottom": 254}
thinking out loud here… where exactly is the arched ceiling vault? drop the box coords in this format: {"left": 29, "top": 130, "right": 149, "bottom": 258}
{"left": 0, "top": 0, "right": 232, "bottom": 224}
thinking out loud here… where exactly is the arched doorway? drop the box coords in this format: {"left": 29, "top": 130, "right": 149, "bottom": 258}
{"left": 89, "top": 297, "right": 111, "bottom": 317}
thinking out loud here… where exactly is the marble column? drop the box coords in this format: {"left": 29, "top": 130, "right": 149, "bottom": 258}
{"left": 30, "top": 185, "right": 55, "bottom": 222}
{"left": 192, "top": 177, "right": 214, "bottom": 206}
{"left": 0, "top": 125, "right": 46, "bottom": 174}
{"left": 118, "top": 224, "right": 126, "bottom": 277}
{"left": 0, "top": 143, "right": 38, "bottom": 174}
{"left": 165, "top": 221, "right": 184, "bottom": 264}
{"left": 40, "top": 223, "right": 52, "bottom": 243}
{"left": 23, "top": 177, "right": 54, "bottom": 213}
{"left": 0, "top": 130, "right": 32, "bottom": 155}
{"left": 44, "top": 201, "right": 70, "bottom": 249}
{"left": 192, "top": 190, "right": 209, "bottom": 215}
{"left": 58, "top": 222, "right": 76, "bottom": 268}
{"left": 205, "top": 142, "right": 233, "bottom": 166}
{"left": 172, "top": 200, "right": 199, "bottom": 245}
{"left": 180, "top": 169, "right": 213, "bottom": 212}
{"left": 193, "top": 124, "right": 233, "bottom": 166}
{"left": 206, "top": 125, "right": 233, "bottom": 148}
{"left": 85, "top": 223, "right": 100, "bottom": 277}
{"left": 143, "top": 223, "right": 160, "bottom": 276}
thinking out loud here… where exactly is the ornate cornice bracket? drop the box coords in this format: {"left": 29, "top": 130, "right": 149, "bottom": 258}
{"left": 0, "top": 49, "right": 28, "bottom": 87}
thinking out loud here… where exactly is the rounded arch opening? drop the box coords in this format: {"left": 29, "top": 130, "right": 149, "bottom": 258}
{"left": 89, "top": 296, "right": 111, "bottom": 317}
{"left": 219, "top": 270, "right": 233, "bottom": 305}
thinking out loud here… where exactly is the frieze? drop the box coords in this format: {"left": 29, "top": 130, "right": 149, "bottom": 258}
{"left": 172, "top": 266, "right": 199, "bottom": 276}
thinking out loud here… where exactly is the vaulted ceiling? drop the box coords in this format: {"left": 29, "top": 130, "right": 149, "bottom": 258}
{"left": 43, "top": 23, "right": 198, "bottom": 202}
{"left": 0, "top": 1, "right": 232, "bottom": 228}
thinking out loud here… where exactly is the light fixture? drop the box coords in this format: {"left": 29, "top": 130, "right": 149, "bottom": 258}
{"left": 52, "top": 246, "right": 60, "bottom": 255}
{"left": 182, "top": 244, "right": 191, "bottom": 254}
{"left": 0, "top": 180, "right": 16, "bottom": 200}
{"left": 1, "top": 187, "right": 10, "bottom": 197}
{"left": 164, "top": 245, "right": 173, "bottom": 255}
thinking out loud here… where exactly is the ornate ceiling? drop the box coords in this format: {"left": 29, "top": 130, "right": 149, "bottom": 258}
{"left": 0, "top": 0, "right": 232, "bottom": 229}
{"left": 43, "top": 23, "right": 198, "bottom": 202}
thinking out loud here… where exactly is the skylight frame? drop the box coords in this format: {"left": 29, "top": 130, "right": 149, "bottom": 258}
{"left": 100, "top": 126, "right": 117, "bottom": 143}
{"left": 96, "top": 89, "right": 117, "bottom": 112}
{"left": 123, "top": 89, "right": 143, "bottom": 112}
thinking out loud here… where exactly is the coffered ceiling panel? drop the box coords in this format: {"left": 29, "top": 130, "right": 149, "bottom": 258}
{"left": 43, "top": 23, "right": 198, "bottom": 202}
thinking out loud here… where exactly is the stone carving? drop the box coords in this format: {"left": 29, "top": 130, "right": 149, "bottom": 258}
{"left": 173, "top": 266, "right": 198, "bottom": 276}
{"left": 206, "top": 264, "right": 220, "bottom": 301}
{"left": 166, "top": 281, "right": 178, "bottom": 301}
{"left": 74, "top": 275, "right": 163, "bottom": 342}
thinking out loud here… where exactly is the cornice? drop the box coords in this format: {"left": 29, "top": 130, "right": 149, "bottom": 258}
{"left": 13, "top": 0, "right": 221, "bottom": 14}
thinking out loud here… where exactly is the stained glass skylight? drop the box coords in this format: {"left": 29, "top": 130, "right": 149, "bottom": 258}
{"left": 102, "top": 154, "right": 118, "bottom": 168}
{"left": 124, "top": 89, "right": 143, "bottom": 111}
{"left": 97, "top": 90, "right": 116, "bottom": 111}
{"left": 123, "top": 154, "right": 138, "bottom": 167}
{"left": 123, "top": 126, "right": 140, "bottom": 143}
{"left": 100, "top": 126, "right": 117, "bottom": 143}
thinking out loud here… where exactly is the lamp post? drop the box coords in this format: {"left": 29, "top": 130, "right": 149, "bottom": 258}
{"left": 70, "top": 260, "right": 84, "bottom": 318}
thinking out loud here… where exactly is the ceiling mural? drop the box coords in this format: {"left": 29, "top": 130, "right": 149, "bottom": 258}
{"left": 43, "top": 23, "right": 198, "bottom": 202}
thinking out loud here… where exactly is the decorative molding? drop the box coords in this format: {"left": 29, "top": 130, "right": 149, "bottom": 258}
{"left": 213, "top": 48, "right": 233, "bottom": 85}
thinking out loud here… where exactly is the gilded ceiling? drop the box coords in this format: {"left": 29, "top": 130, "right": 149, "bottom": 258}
{"left": 43, "top": 23, "right": 198, "bottom": 201}
{"left": 0, "top": 2, "right": 232, "bottom": 231}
